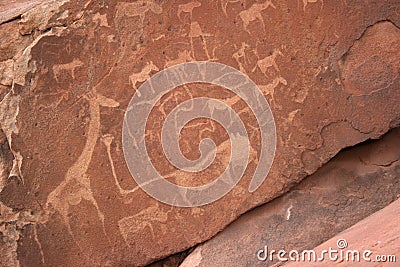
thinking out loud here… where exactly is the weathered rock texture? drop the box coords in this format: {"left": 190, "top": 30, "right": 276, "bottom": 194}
{"left": 286, "top": 198, "right": 400, "bottom": 267}
{"left": 149, "top": 249, "right": 192, "bottom": 267}
{"left": 0, "top": 0, "right": 399, "bottom": 266}
{"left": 0, "top": 0, "right": 51, "bottom": 24}
{"left": 180, "top": 128, "right": 400, "bottom": 267}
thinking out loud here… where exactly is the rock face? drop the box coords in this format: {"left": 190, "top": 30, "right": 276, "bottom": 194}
{"left": 0, "top": 0, "right": 399, "bottom": 266}
{"left": 180, "top": 128, "right": 400, "bottom": 267}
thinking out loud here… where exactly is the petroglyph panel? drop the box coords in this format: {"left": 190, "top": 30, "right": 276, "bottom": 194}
{"left": 0, "top": 0, "right": 399, "bottom": 266}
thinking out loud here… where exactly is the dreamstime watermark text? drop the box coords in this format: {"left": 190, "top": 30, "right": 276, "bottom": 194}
{"left": 257, "top": 239, "right": 397, "bottom": 264}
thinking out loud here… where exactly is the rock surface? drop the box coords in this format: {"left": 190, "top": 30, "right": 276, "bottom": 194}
{"left": 149, "top": 249, "right": 192, "bottom": 267}
{"left": 0, "top": 0, "right": 49, "bottom": 24}
{"left": 180, "top": 128, "right": 400, "bottom": 267}
{"left": 0, "top": 0, "right": 399, "bottom": 266}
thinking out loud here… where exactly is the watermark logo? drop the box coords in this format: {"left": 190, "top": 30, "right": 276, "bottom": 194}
{"left": 336, "top": 238, "right": 348, "bottom": 249}
{"left": 122, "top": 61, "right": 276, "bottom": 207}
{"left": 257, "top": 238, "right": 397, "bottom": 264}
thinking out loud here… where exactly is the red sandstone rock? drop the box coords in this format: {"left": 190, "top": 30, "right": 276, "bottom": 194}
{"left": 0, "top": 0, "right": 48, "bottom": 24}
{"left": 0, "top": 0, "right": 399, "bottom": 266}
